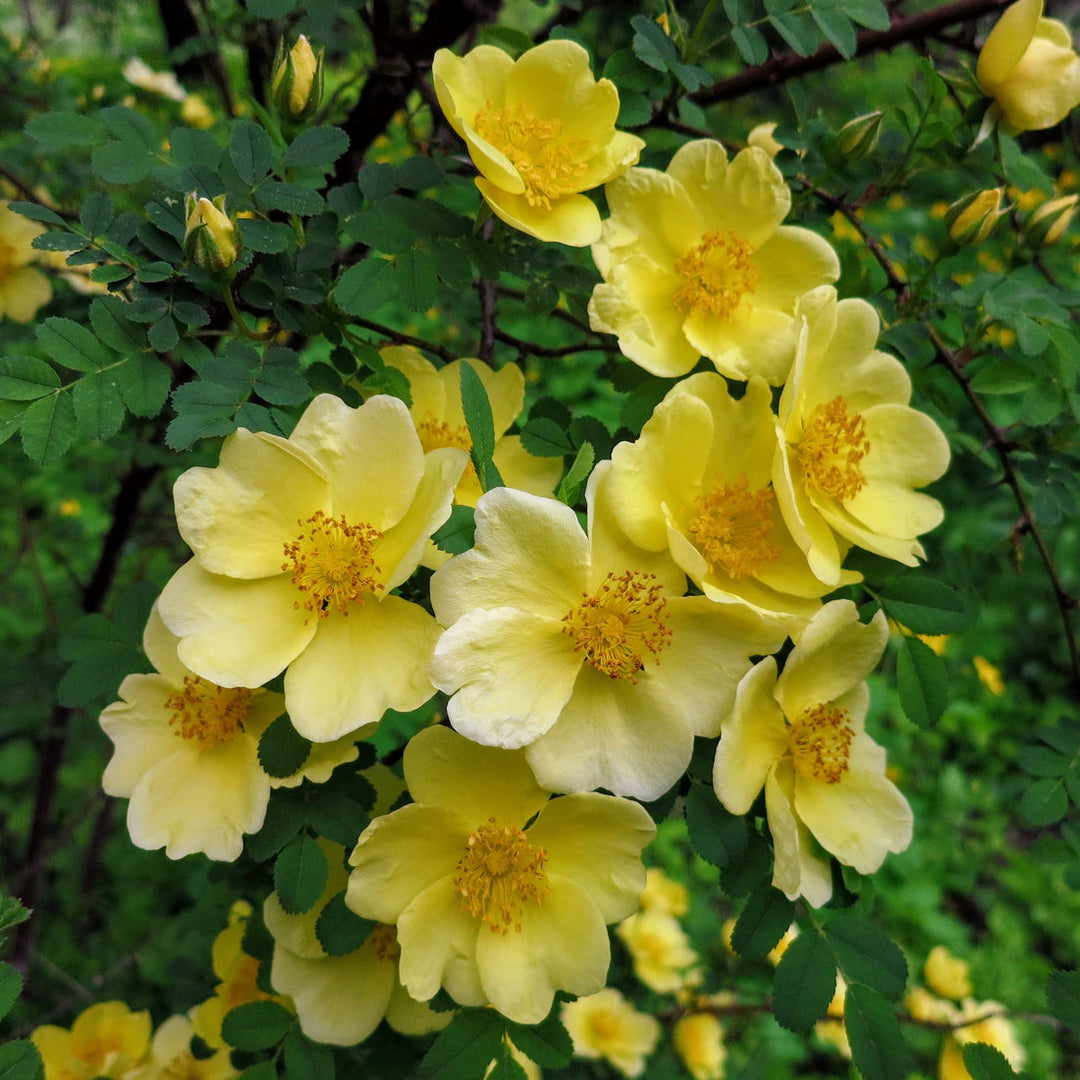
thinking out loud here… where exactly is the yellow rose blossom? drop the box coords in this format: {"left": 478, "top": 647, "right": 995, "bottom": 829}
{"left": 432, "top": 40, "right": 643, "bottom": 246}
{"left": 589, "top": 140, "right": 839, "bottom": 382}
{"left": 122, "top": 57, "right": 187, "bottom": 101}
{"left": 925, "top": 946, "right": 974, "bottom": 1001}
{"left": 271, "top": 35, "right": 323, "bottom": 119}
{"left": 976, "top": 0, "right": 1080, "bottom": 133}
{"left": 774, "top": 287, "right": 951, "bottom": 586}
{"left": 182, "top": 93, "right": 215, "bottom": 129}
{"left": 604, "top": 372, "right": 850, "bottom": 625}
{"left": 265, "top": 838, "right": 448, "bottom": 1045}
{"left": 157, "top": 393, "right": 467, "bottom": 742}
{"left": 672, "top": 1012, "right": 727, "bottom": 1080}
{"left": 561, "top": 988, "right": 660, "bottom": 1078}
{"left": 939, "top": 998, "right": 1026, "bottom": 1080}
{"left": 0, "top": 200, "right": 53, "bottom": 323}
{"left": 345, "top": 726, "right": 655, "bottom": 1024}
{"left": 31, "top": 1002, "right": 152, "bottom": 1080}
{"left": 616, "top": 909, "right": 699, "bottom": 993}
{"left": 713, "top": 601, "right": 913, "bottom": 907}
{"left": 429, "top": 464, "right": 786, "bottom": 800}
{"left": 124, "top": 1015, "right": 236, "bottom": 1080}
{"left": 638, "top": 866, "right": 688, "bottom": 916}
{"left": 747, "top": 121, "right": 782, "bottom": 157}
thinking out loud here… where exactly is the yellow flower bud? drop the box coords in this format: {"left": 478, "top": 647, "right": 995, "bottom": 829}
{"left": 184, "top": 192, "right": 241, "bottom": 273}
{"left": 672, "top": 1014, "right": 726, "bottom": 1080}
{"left": 1026, "top": 193, "right": 1079, "bottom": 245}
{"left": 945, "top": 188, "right": 1007, "bottom": 246}
{"left": 271, "top": 34, "right": 324, "bottom": 120}
{"left": 833, "top": 111, "right": 883, "bottom": 162}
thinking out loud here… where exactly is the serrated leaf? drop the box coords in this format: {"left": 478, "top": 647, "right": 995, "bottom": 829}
{"left": 1017, "top": 744, "right": 1069, "bottom": 778}
{"left": 419, "top": 1009, "right": 506, "bottom": 1079}
{"left": 0, "top": 357, "right": 60, "bottom": 401}
{"left": 221, "top": 1000, "right": 294, "bottom": 1051}
{"left": 555, "top": 441, "right": 592, "bottom": 505}
{"left": 461, "top": 363, "right": 503, "bottom": 494}
{"left": 1021, "top": 777, "right": 1068, "bottom": 826}
{"left": 394, "top": 247, "right": 438, "bottom": 312}
{"left": 519, "top": 417, "right": 573, "bottom": 457}
{"left": 0, "top": 1039, "right": 44, "bottom": 1080}
{"left": 284, "top": 126, "right": 349, "bottom": 170}
{"left": 80, "top": 191, "right": 114, "bottom": 237}
{"left": 73, "top": 373, "right": 126, "bottom": 441}
{"left": 255, "top": 181, "right": 325, "bottom": 216}
{"left": 90, "top": 297, "right": 145, "bottom": 354}
{"left": 283, "top": 1026, "right": 335, "bottom": 1080}
{"left": 118, "top": 355, "right": 171, "bottom": 417}
{"left": 21, "top": 392, "right": 76, "bottom": 464}
{"left": 334, "top": 259, "right": 396, "bottom": 314}
{"left": 148, "top": 315, "right": 179, "bottom": 353}
{"left": 732, "top": 25, "right": 769, "bottom": 64}
{"left": 844, "top": 984, "right": 913, "bottom": 1080}
{"left": 773, "top": 930, "right": 837, "bottom": 1032}
{"left": 730, "top": 885, "right": 795, "bottom": 958}
{"left": 230, "top": 120, "right": 275, "bottom": 185}
{"left": 0, "top": 963, "right": 23, "bottom": 1022}
{"left": 274, "top": 835, "right": 328, "bottom": 915}
{"left": 255, "top": 354, "right": 310, "bottom": 406}
{"left": 39, "top": 317, "right": 112, "bottom": 372}
{"left": 504, "top": 1012, "right": 573, "bottom": 1068}
{"left": 961, "top": 1042, "right": 1021, "bottom": 1079}
{"left": 720, "top": 829, "right": 773, "bottom": 897}
{"left": 246, "top": 794, "right": 304, "bottom": 861}
{"left": 239, "top": 217, "right": 294, "bottom": 254}
{"left": 166, "top": 380, "right": 239, "bottom": 450}
{"left": 0, "top": 897, "right": 31, "bottom": 940}
{"left": 25, "top": 110, "right": 107, "bottom": 149}
{"left": 1047, "top": 969, "right": 1080, "bottom": 1033}
{"left": 812, "top": 6, "right": 857, "bottom": 56}
{"left": 838, "top": 0, "right": 891, "bottom": 30}
{"left": 880, "top": 577, "right": 968, "bottom": 634}
{"left": 30, "top": 231, "right": 86, "bottom": 252}
{"left": 896, "top": 634, "right": 948, "bottom": 728}
{"left": 8, "top": 201, "right": 68, "bottom": 227}
{"left": 684, "top": 782, "right": 747, "bottom": 868}
{"left": 91, "top": 140, "right": 156, "bottom": 184}
{"left": 432, "top": 505, "right": 476, "bottom": 555}
{"left": 314, "top": 892, "right": 376, "bottom": 957}
{"left": 824, "top": 915, "right": 907, "bottom": 999}
{"left": 246, "top": 0, "right": 296, "bottom": 15}
{"left": 258, "top": 714, "right": 312, "bottom": 778}
{"left": 631, "top": 14, "right": 678, "bottom": 73}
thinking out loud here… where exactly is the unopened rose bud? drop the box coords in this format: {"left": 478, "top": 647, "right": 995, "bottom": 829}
{"left": 835, "top": 111, "right": 883, "bottom": 161}
{"left": 184, "top": 192, "right": 241, "bottom": 273}
{"left": 945, "top": 187, "right": 1006, "bottom": 246}
{"left": 1026, "top": 193, "right": 1078, "bottom": 245}
{"left": 271, "top": 35, "right": 324, "bottom": 120}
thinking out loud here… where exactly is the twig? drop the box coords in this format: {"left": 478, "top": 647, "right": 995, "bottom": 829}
{"left": 492, "top": 328, "right": 611, "bottom": 359}
{"left": 343, "top": 316, "right": 461, "bottom": 361}
{"left": 477, "top": 219, "right": 496, "bottom": 362}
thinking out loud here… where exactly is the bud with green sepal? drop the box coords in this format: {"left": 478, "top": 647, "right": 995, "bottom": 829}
{"left": 944, "top": 187, "right": 1007, "bottom": 247}
{"left": 270, "top": 35, "right": 324, "bottom": 122}
{"left": 184, "top": 193, "right": 242, "bottom": 275}
{"left": 1025, "top": 194, "right": 1078, "bottom": 246}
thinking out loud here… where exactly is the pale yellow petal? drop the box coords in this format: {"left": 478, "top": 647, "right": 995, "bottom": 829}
{"left": 491, "top": 436, "right": 562, "bottom": 501}
{"left": 977, "top": 0, "right": 1043, "bottom": 90}
{"left": 685, "top": 303, "right": 799, "bottom": 385}
{"left": 381, "top": 345, "right": 447, "bottom": 420}
{"left": 751, "top": 226, "right": 841, "bottom": 311}
{"left": 476, "top": 180, "right": 602, "bottom": 246}
{"left": 142, "top": 603, "right": 190, "bottom": 685}
{"left": 384, "top": 978, "right": 454, "bottom": 1035}
{"left": 765, "top": 759, "right": 833, "bottom": 906}
{"left": 599, "top": 165, "right": 696, "bottom": 266}
{"left": 0, "top": 267, "right": 52, "bottom": 322}
{"left": 772, "top": 443, "right": 847, "bottom": 586}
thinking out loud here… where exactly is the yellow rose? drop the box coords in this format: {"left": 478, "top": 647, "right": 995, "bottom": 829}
{"left": 561, "top": 988, "right": 660, "bottom": 1077}
{"left": 184, "top": 193, "right": 241, "bottom": 273}
{"left": 0, "top": 200, "right": 52, "bottom": 323}
{"left": 271, "top": 35, "right": 323, "bottom": 119}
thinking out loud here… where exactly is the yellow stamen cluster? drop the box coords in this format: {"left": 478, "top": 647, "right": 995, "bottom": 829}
{"left": 221, "top": 955, "right": 269, "bottom": 1012}
{"left": 159, "top": 1051, "right": 202, "bottom": 1080}
{"left": 688, "top": 473, "right": 781, "bottom": 579}
{"left": 788, "top": 703, "right": 854, "bottom": 784}
{"left": 369, "top": 923, "right": 401, "bottom": 964}
{"left": 416, "top": 413, "right": 472, "bottom": 454}
{"left": 563, "top": 570, "right": 672, "bottom": 682}
{"left": 798, "top": 395, "right": 870, "bottom": 501}
{"left": 454, "top": 818, "right": 550, "bottom": 934}
{"left": 672, "top": 230, "right": 760, "bottom": 320}
{"left": 165, "top": 676, "right": 252, "bottom": 747}
{"left": 473, "top": 102, "right": 588, "bottom": 209}
{"left": 281, "top": 510, "right": 384, "bottom": 619}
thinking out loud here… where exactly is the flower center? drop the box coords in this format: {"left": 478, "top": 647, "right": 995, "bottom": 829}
{"left": 221, "top": 956, "right": 269, "bottom": 1012}
{"left": 0, "top": 237, "right": 15, "bottom": 284}
{"left": 77, "top": 1033, "right": 126, "bottom": 1068}
{"left": 417, "top": 413, "right": 471, "bottom": 454}
{"left": 281, "top": 510, "right": 384, "bottom": 619}
{"left": 563, "top": 570, "right": 672, "bottom": 682}
{"left": 687, "top": 474, "right": 781, "bottom": 579}
{"left": 369, "top": 923, "right": 401, "bottom": 963}
{"left": 797, "top": 395, "right": 870, "bottom": 501}
{"left": 788, "top": 703, "right": 854, "bottom": 784}
{"left": 165, "top": 676, "right": 252, "bottom": 747}
{"left": 159, "top": 1051, "right": 203, "bottom": 1080}
{"left": 473, "top": 101, "right": 588, "bottom": 209}
{"left": 672, "top": 230, "right": 760, "bottom": 320}
{"left": 454, "top": 818, "right": 550, "bottom": 934}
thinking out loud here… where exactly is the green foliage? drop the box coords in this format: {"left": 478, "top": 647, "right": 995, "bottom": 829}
{"left": 419, "top": 1010, "right": 506, "bottom": 1079}
{"left": 221, "top": 1000, "right": 295, "bottom": 1051}
{"left": 844, "top": 984, "right": 913, "bottom": 1080}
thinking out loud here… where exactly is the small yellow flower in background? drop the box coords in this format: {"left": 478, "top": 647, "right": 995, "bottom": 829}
{"left": 589, "top": 140, "right": 839, "bottom": 382}
{"left": 713, "top": 601, "right": 913, "bottom": 907}
{"left": 925, "top": 945, "right": 974, "bottom": 1000}
{"left": 157, "top": 393, "right": 466, "bottom": 743}
{"left": 0, "top": 200, "right": 53, "bottom": 323}
{"left": 271, "top": 35, "right": 324, "bottom": 119}
{"left": 617, "top": 909, "right": 699, "bottom": 993}
{"left": 920, "top": 633, "right": 950, "bottom": 656}
{"left": 373, "top": 346, "right": 561, "bottom": 509}
{"left": 638, "top": 866, "right": 688, "bottom": 916}
{"left": 184, "top": 193, "right": 241, "bottom": 274}
{"left": 432, "top": 40, "right": 644, "bottom": 246}
{"left": 973, "top": 656, "right": 1006, "bottom": 696}
{"left": 125, "top": 1014, "right": 237, "bottom": 1080}
{"left": 766, "top": 923, "right": 798, "bottom": 966}
{"left": 58, "top": 498, "right": 81, "bottom": 517}
{"left": 345, "top": 726, "right": 655, "bottom": 1024}
{"left": 182, "top": 93, "right": 215, "bottom": 129}
{"left": 673, "top": 1012, "right": 726, "bottom": 1080}
{"left": 1026, "top": 193, "right": 1079, "bottom": 244}
{"left": 774, "top": 286, "right": 951, "bottom": 587}
{"left": 747, "top": 121, "right": 783, "bottom": 157}
{"left": 939, "top": 998, "right": 1026, "bottom": 1080}
{"left": 430, "top": 465, "right": 786, "bottom": 800}
{"left": 945, "top": 188, "right": 1007, "bottom": 246}
{"left": 122, "top": 57, "right": 187, "bottom": 102}
{"left": 977, "top": 0, "right": 1080, "bottom": 132}
{"left": 265, "top": 838, "right": 448, "bottom": 1045}
{"left": 561, "top": 987, "right": 660, "bottom": 1078}
{"left": 31, "top": 1001, "right": 151, "bottom": 1080}
{"left": 604, "top": 372, "right": 846, "bottom": 625}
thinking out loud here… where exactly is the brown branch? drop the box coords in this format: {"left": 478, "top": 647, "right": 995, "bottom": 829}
{"left": 692, "top": 0, "right": 1009, "bottom": 107}
{"left": 344, "top": 316, "right": 461, "bottom": 362}
{"left": 492, "top": 329, "right": 611, "bottom": 359}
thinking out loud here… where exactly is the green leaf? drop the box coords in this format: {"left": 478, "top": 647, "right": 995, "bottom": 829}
{"left": 895, "top": 634, "right": 948, "bottom": 728}
{"left": 879, "top": 576, "right": 968, "bottom": 634}
{"left": 0, "top": 1039, "right": 44, "bottom": 1080}
{"left": 118, "top": 356, "right": 171, "bottom": 418}
{"left": 1022, "top": 777, "right": 1068, "bottom": 827}
{"left": 730, "top": 885, "right": 795, "bottom": 958}
{"left": 230, "top": 120, "right": 275, "bottom": 186}
{"left": 92, "top": 137, "right": 156, "bottom": 184}
{"left": 21, "top": 392, "right": 76, "bottom": 464}
{"left": 394, "top": 247, "right": 439, "bottom": 312}
{"left": 432, "top": 505, "right": 476, "bottom": 555}
{"left": 284, "top": 126, "right": 349, "bottom": 170}
{"left": 282, "top": 1026, "right": 335, "bottom": 1080}
{"left": 0, "top": 962, "right": 23, "bottom": 1021}
{"left": 0, "top": 357, "right": 60, "bottom": 401}
{"left": 274, "top": 835, "right": 329, "bottom": 914}
{"left": 961, "top": 1043, "right": 1021, "bottom": 1079}
{"left": 519, "top": 417, "right": 574, "bottom": 457}
{"left": 221, "top": 1000, "right": 294, "bottom": 1051}
{"left": 719, "top": 828, "right": 773, "bottom": 897}
{"left": 255, "top": 352, "right": 310, "bottom": 406}
{"left": 838, "top": 0, "right": 890, "bottom": 30}
{"left": 335, "top": 259, "right": 397, "bottom": 314}
{"left": 504, "top": 1012, "right": 573, "bottom": 1068}
{"left": 239, "top": 217, "right": 294, "bottom": 254}
{"left": 239, "top": 1064, "right": 276, "bottom": 1080}
{"left": 166, "top": 380, "right": 240, "bottom": 450}
{"left": 419, "top": 1009, "right": 506, "bottom": 1079}
{"left": 90, "top": 297, "right": 145, "bottom": 354}
{"left": 30, "top": 231, "right": 86, "bottom": 252}
{"left": 246, "top": 0, "right": 296, "bottom": 15}
{"left": 25, "top": 110, "right": 107, "bottom": 149}
{"left": 73, "top": 373, "right": 126, "bottom": 441}
{"left": 246, "top": 794, "right": 304, "bottom": 862}
{"left": 255, "top": 181, "right": 325, "bottom": 216}
{"left": 732, "top": 24, "right": 769, "bottom": 64}
{"left": 315, "top": 892, "right": 376, "bottom": 958}
{"left": 1017, "top": 744, "right": 1069, "bottom": 778}
{"left": 8, "top": 201, "right": 68, "bottom": 228}
{"left": 631, "top": 14, "right": 678, "bottom": 73}
{"left": 844, "top": 984, "right": 913, "bottom": 1080}
{"left": 811, "top": 6, "right": 857, "bottom": 56}
{"left": 258, "top": 715, "right": 312, "bottom": 779}
{"left": 80, "top": 191, "right": 114, "bottom": 237}
{"left": 684, "top": 782, "right": 747, "bottom": 868}
{"left": 0, "top": 897, "right": 31, "bottom": 941}
{"left": 556, "top": 441, "right": 593, "bottom": 505}
{"left": 460, "top": 363, "right": 503, "bottom": 494}
{"left": 773, "top": 930, "right": 837, "bottom": 1032}
{"left": 39, "top": 317, "right": 112, "bottom": 372}
{"left": 1046, "top": 969, "right": 1080, "bottom": 1033}
{"left": 824, "top": 915, "right": 907, "bottom": 999}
